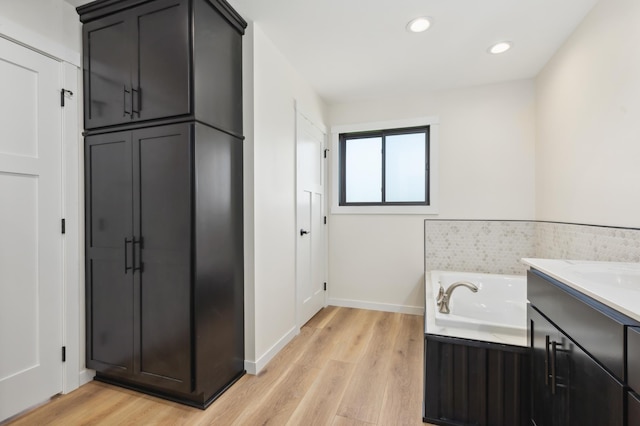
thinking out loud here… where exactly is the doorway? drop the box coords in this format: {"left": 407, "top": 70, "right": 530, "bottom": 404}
{"left": 295, "top": 107, "right": 327, "bottom": 327}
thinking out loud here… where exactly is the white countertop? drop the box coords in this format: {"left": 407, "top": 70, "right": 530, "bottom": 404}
{"left": 522, "top": 258, "right": 640, "bottom": 323}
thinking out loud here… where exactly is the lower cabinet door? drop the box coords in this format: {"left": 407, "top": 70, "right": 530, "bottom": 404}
{"left": 529, "top": 306, "right": 624, "bottom": 426}
{"left": 529, "top": 307, "right": 567, "bottom": 426}
{"left": 86, "top": 124, "right": 194, "bottom": 394}
{"left": 565, "top": 334, "right": 624, "bottom": 426}
{"left": 85, "top": 131, "right": 135, "bottom": 376}
{"left": 133, "top": 123, "right": 193, "bottom": 393}
{"left": 629, "top": 392, "right": 640, "bottom": 426}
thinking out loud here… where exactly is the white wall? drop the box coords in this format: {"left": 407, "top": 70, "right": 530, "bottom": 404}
{"left": 328, "top": 80, "right": 536, "bottom": 312}
{"left": 0, "top": 0, "right": 81, "bottom": 59}
{"left": 243, "top": 23, "right": 327, "bottom": 372}
{"left": 536, "top": 0, "right": 640, "bottom": 228}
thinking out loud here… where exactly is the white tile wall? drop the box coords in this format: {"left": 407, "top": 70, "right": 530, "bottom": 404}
{"left": 424, "top": 221, "right": 536, "bottom": 275}
{"left": 425, "top": 220, "right": 640, "bottom": 275}
{"left": 535, "top": 222, "right": 640, "bottom": 263}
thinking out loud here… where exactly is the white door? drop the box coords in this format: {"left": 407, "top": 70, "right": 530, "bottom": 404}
{"left": 0, "top": 37, "right": 63, "bottom": 421}
{"left": 296, "top": 109, "right": 326, "bottom": 327}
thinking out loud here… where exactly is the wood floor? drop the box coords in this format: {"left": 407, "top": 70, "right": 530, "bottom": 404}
{"left": 6, "top": 307, "right": 432, "bottom": 425}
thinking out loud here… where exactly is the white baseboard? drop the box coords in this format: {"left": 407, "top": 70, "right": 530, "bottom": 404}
{"left": 328, "top": 298, "right": 424, "bottom": 316}
{"left": 244, "top": 326, "right": 298, "bottom": 375}
{"left": 78, "top": 369, "right": 95, "bottom": 387}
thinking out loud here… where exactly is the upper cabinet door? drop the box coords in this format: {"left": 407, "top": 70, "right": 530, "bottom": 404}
{"left": 83, "top": 12, "right": 133, "bottom": 129}
{"left": 133, "top": 0, "right": 190, "bottom": 122}
{"left": 83, "top": 0, "right": 190, "bottom": 130}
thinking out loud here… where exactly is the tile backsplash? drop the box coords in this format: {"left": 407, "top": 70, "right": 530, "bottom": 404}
{"left": 425, "top": 220, "right": 640, "bottom": 275}
{"left": 535, "top": 222, "right": 640, "bottom": 263}
{"left": 424, "top": 221, "right": 535, "bottom": 275}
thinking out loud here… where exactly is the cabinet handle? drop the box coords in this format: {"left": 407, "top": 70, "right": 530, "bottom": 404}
{"left": 123, "top": 86, "right": 131, "bottom": 117}
{"left": 132, "top": 87, "right": 141, "bottom": 116}
{"left": 124, "top": 238, "right": 133, "bottom": 273}
{"left": 545, "top": 335, "right": 550, "bottom": 386}
{"left": 133, "top": 237, "right": 144, "bottom": 273}
{"left": 551, "top": 340, "right": 557, "bottom": 395}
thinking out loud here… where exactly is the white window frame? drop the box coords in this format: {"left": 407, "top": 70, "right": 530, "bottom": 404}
{"left": 331, "top": 116, "right": 439, "bottom": 215}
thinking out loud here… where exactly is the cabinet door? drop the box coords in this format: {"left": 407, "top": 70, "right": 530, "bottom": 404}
{"left": 565, "top": 333, "right": 624, "bottom": 426}
{"left": 83, "top": 12, "right": 133, "bottom": 129}
{"left": 132, "top": 0, "right": 190, "bottom": 122}
{"left": 629, "top": 392, "right": 640, "bottom": 426}
{"left": 83, "top": 0, "right": 189, "bottom": 129}
{"left": 85, "top": 131, "right": 134, "bottom": 375}
{"left": 530, "top": 306, "right": 625, "bottom": 426}
{"left": 132, "top": 124, "right": 192, "bottom": 393}
{"left": 529, "top": 307, "right": 567, "bottom": 426}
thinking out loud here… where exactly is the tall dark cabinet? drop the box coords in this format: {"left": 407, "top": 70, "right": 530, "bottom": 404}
{"left": 78, "top": 0, "right": 245, "bottom": 408}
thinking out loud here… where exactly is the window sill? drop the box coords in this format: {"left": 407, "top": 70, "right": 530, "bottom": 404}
{"left": 331, "top": 205, "right": 439, "bottom": 215}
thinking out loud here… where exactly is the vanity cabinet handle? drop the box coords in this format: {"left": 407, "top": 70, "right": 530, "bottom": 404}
{"left": 545, "top": 335, "right": 550, "bottom": 386}
{"left": 551, "top": 340, "right": 558, "bottom": 395}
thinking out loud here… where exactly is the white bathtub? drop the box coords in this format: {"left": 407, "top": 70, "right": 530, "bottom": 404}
{"left": 425, "top": 270, "right": 527, "bottom": 345}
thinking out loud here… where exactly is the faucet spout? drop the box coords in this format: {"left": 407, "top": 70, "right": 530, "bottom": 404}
{"left": 437, "top": 280, "right": 478, "bottom": 314}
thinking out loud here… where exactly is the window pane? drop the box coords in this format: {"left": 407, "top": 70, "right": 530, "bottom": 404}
{"left": 345, "top": 137, "right": 382, "bottom": 203}
{"left": 385, "top": 133, "right": 426, "bottom": 202}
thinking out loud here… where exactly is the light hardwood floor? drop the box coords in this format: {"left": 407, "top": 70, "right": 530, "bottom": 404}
{"left": 6, "top": 307, "right": 433, "bottom": 425}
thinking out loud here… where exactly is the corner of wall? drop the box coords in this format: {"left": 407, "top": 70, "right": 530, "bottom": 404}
{"left": 242, "top": 20, "right": 256, "bottom": 365}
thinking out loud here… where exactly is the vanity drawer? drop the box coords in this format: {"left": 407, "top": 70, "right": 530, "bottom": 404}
{"left": 629, "top": 327, "right": 640, "bottom": 391}
{"left": 527, "top": 269, "right": 626, "bottom": 381}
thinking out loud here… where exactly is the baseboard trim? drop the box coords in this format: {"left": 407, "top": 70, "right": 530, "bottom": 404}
{"left": 244, "top": 326, "right": 298, "bottom": 375}
{"left": 328, "top": 298, "right": 424, "bottom": 315}
{"left": 78, "top": 369, "right": 95, "bottom": 387}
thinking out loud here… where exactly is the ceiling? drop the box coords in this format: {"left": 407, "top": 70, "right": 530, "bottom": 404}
{"left": 68, "top": 0, "right": 600, "bottom": 105}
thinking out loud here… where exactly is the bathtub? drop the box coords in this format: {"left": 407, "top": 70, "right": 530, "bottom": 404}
{"left": 425, "top": 270, "right": 527, "bottom": 346}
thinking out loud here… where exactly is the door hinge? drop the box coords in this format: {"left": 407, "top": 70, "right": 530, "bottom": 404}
{"left": 61, "top": 218, "right": 66, "bottom": 234}
{"left": 324, "top": 216, "right": 327, "bottom": 225}
{"left": 62, "top": 346, "right": 66, "bottom": 362}
{"left": 323, "top": 149, "right": 329, "bottom": 159}
{"left": 324, "top": 282, "right": 327, "bottom": 291}
{"left": 60, "top": 89, "right": 73, "bottom": 107}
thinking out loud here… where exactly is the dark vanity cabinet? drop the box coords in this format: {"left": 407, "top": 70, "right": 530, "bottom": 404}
{"left": 628, "top": 327, "right": 640, "bottom": 425}
{"left": 528, "top": 306, "right": 624, "bottom": 426}
{"left": 528, "top": 270, "right": 634, "bottom": 426}
{"left": 78, "top": 0, "right": 245, "bottom": 408}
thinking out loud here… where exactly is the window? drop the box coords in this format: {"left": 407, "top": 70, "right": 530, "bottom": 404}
{"left": 339, "top": 126, "right": 429, "bottom": 206}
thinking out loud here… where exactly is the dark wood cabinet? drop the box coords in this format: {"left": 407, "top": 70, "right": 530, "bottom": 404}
{"left": 528, "top": 270, "right": 629, "bottom": 426}
{"left": 423, "top": 335, "right": 530, "bottom": 426}
{"left": 529, "top": 306, "right": 623, "bottom": 426}
{"left": 79, "top": 0, "right": 245, "bottom": 408}
{"left": 81, "top": 0, "right": 244, "bottom": 136}
{"left": 86, "top": 124, "right": 192, "bottom": 393}
{"left": 529, "top": 306, "right": 564, "bottom": 426}
{"left": 83, "top": 0, "right": 189, "bottom": 129}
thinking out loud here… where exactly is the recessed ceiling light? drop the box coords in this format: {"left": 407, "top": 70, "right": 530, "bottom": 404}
{"left": 489, "top": 41, "right": 512, "bottom": 54}
{"left": 407, "top": 17, "right": 431, "bottom": 33}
